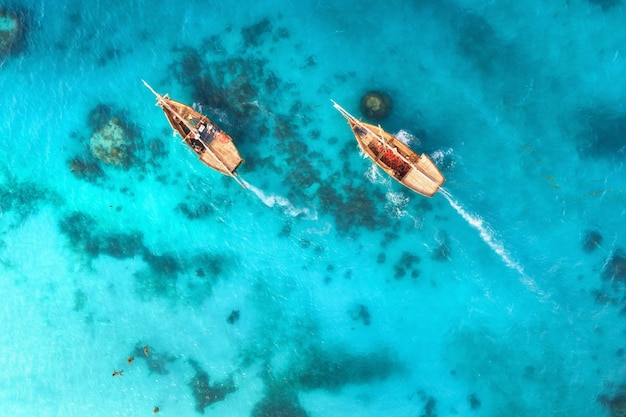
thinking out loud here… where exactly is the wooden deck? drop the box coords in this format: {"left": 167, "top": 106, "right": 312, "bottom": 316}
{"left": 161, "top": 99, "right": 243, "bottom": 176}
{"left": 143, "top": 81, "right": 244, "bottom": 185}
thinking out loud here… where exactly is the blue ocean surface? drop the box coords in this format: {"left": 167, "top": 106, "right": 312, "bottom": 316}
{"left": 1, "top": 0, "right": 625, "bottom": 415}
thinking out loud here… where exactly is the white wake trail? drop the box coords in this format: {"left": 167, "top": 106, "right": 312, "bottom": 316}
{"left": 242, "top": 179, "right": 317, "bottom": 220}
{"left": 439, "top": 188, "right": 546, "bottom": 299}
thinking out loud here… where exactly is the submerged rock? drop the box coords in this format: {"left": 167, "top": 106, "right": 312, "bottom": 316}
{"left": 0, "top": 9, "right": 22, "bottom": 56}
{"left": 582, "top": 230, "right": 603, "bottom": 253}
{"left": 468, "top": 393, "right": 481, "bottom": 410}
{"left": 421, "top": 395, "right": 437, "bottom": 417}
{"left": 349, "top": 303, "right": 371, "bottom": 326}
{"left": 602, "top": 250, "right": 626, "bottom": 282}
{"left": 89, "top": 118, "right": 132, "bottom": 166}
{"left": 598, "top": 393, "right": 626, "bottom": 417}
{"left": 360, "top": 91, "right": 392, "bottom": 120}
{"left": 226, "top": 310, "right": 240, "bottom": 324}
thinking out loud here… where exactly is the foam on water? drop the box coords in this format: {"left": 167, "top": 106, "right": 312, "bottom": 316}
{"left": 241, "top": 179, "right": 317, "bottom": 220}
{"left": 395, "top": 129, "right": 417, "bottom": 146}
{"left": 439, "top": 187, "right": 548, "bottom": 299}
{"left": 385, "top": 190, "right": 410, "bottom": 219}
{"left": 430, "top": 147, "right": 454, "bottom": 169}
{"left": 364, "top": 163, "right": 389, "bottom": 185}
{"left": 364, "top": 164, "right": 425, "bottom": 228}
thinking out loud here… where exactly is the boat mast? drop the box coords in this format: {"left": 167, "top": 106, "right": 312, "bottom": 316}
{"left": 143, "top": 80, "right": 245, "bottom": 188}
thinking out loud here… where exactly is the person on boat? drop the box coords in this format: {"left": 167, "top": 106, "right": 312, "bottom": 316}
{"left": 191, "top": 139, "right": 205, "bottom": 153}
{"left": 373, "top": 141, "right": 384, "bottom": 155}
{"left": 353, "top": 126, "right": 367, "bottom": 137}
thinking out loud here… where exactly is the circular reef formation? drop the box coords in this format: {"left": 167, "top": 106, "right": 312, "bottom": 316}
{"left": 0, "top": 9, "right": 22, "bottom": 56}
{"left": 89, "top": 118, "right": 132, "bottom": 167}
{"left": 360, "top": 91, "right": 392, "bottom": 120}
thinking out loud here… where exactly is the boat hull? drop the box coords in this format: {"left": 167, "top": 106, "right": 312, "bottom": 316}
{"left": 161, "top": 98, "right": 243, "bottom": 176}
{"left": 334, "top": 102, "right": 444, "bottom": 197}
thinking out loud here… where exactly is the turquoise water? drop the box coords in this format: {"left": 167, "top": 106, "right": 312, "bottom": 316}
{"left": 1, "top": 0, "right": 626, "bottom": 415}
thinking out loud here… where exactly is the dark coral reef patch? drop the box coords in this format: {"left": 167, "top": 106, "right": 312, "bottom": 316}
{"left": 468, "top": 393, "right": 481, "bottom": 410}
{"left": 317, "top": 183, "right": 388, "bottom": 234}
{"left": 132, "top": 343, "right": 178, "bottom": 375}
{"left": 602, "top": 250, "right": 626, "bottom": 282}
{"left": 67, "top": 155, "right": 106, "bottom": 183}
{"left": 57, "top": 211, "right": 189, "bottom": 299}
{"left": 251, "top": 389, "right": 309, "bottom": 417}
{"left": 578, "top": 108, "right": 626, "bottom": 159}
{"left": 349, "top": 303, "right": 372, "bottom": 326}
{"left": 241, "top": 17, "right": 273, "bottom": 48}
{"left": 591, "top": 249, "right": 626, "bottom": 311}
{"left": 133, "top": 251, "right": 183, "bottom": 300}
{"left": 0, "top": 6, "right": 29, "bottom": 59}
{"left": 455, "top": 12, "right": 514, "bottom": 76}
{"left": 248, "top": 344, "right": 399, "bottom": 417}
{"left": 598, "top": 390, "right": 626, "bottom": 417}
{"left": 188, "top": 359, "right": 236, "bottom": 413}
{"left": 67, "top": 103, "right": 146, "bottom": 182}
{"left": 415, "top": 391, "right": 437, "bottom": 417}
{"left": 582, "top": 230, "right": 603, "bottom": 253}
{"left": 0, "top": 172, "right": 60, "bottom": 227}
{"left": 226, "top": 310, "right": 240, "bottom": 324}
{"left": 176, "top": 195, "right": 215, "bottom": 220}
{"left": 87, "top": 103, "right": 135, "bottom": 136}
{"left": 180, "top": 251, "right": 231, "bottom": 303}
{"left": 170, "top": 46, "right": 268, "bottom": 133}
{"left": 86, "top": 103, "right": 142, "bottom": 168}
{"left": 393, "top": 251, "right": 421, "bottom": 279}
{"left": 58, "top": 211, "right": 144, "bottom": 259}
{"left": 360, "top": 91, "right": 392, "bottom": 121}
{"left": 296, "top": 347, "right": 399, "bottom": 392}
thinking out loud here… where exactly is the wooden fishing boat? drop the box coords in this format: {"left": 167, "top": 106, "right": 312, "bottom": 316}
{"left": 142, "top": 80, "right": 245, "bottom": 187}
{"left": 332, "top": 100, "right": 444, "bottom": 197}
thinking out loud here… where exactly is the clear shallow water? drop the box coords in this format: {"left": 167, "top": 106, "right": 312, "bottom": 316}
{"left": 1, "top": 0, "right": 625, "bottom": 416}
